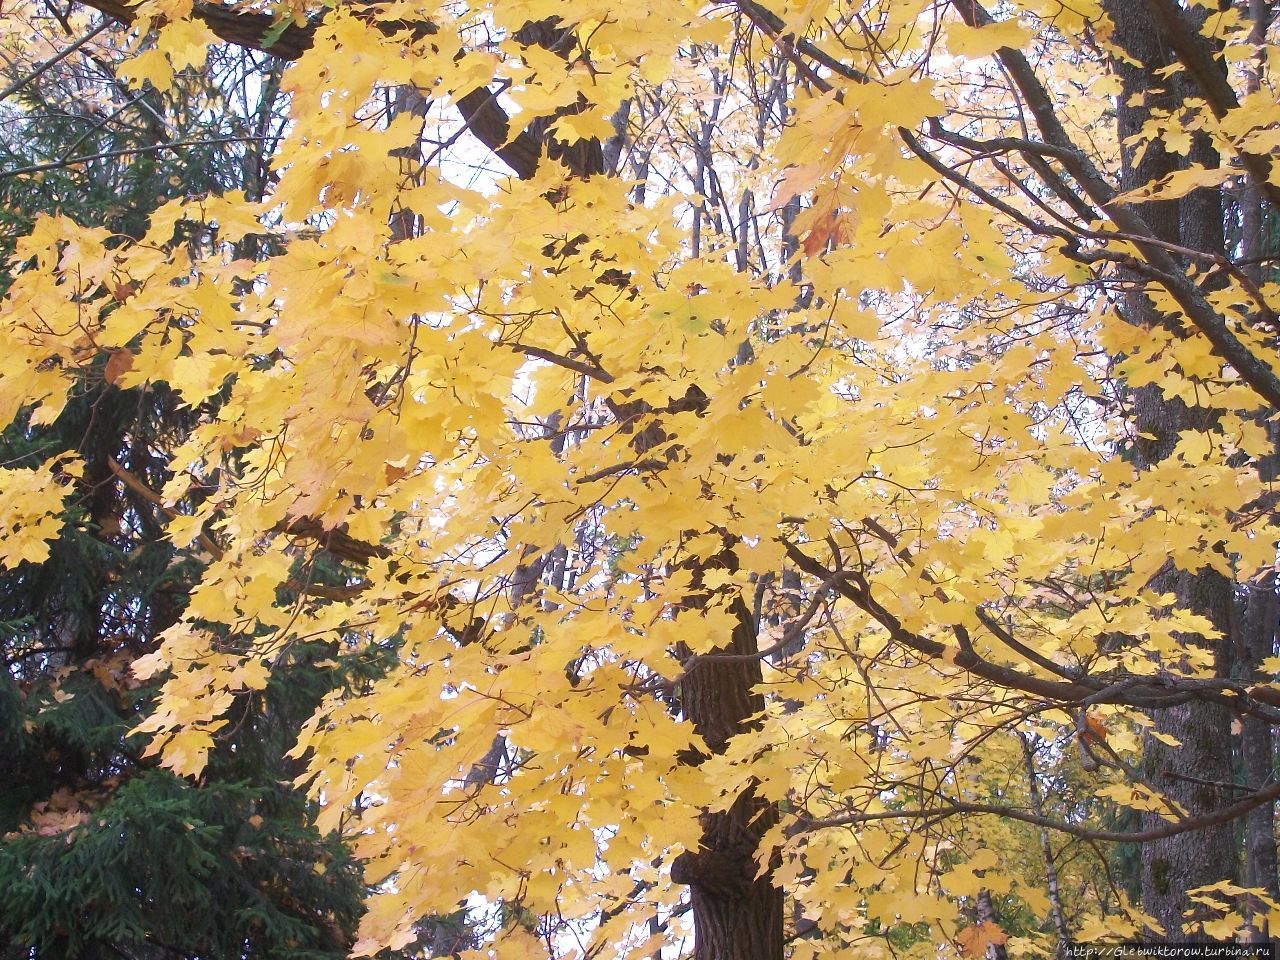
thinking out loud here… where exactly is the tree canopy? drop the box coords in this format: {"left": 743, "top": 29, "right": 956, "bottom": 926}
{"left": 2, "top": 0, "right": 1280, "bottom": 958}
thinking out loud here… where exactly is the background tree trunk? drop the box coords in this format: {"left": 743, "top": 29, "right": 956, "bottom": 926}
{"left": 1103, "top": 0, "right": 1242, "bottom": 937}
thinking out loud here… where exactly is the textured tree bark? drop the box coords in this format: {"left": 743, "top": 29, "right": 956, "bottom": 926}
{"left": 1238, "top": 3, "right": 1280, "bottom": 929}
{"left": 1103, "top": 0, "right": 1241, "bottom": 937}
{"left": 1242, "top": 576, "right": 1280, "bottom": 937}
{"left": 671, "top": 593, "right": 783, "bottom": 960}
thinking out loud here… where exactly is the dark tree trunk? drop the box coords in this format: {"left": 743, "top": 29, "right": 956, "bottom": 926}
{"left": 672, "top": 594, "right": 783, "bottom": 960}
{"left": 1104, "top": 0, "right": 1242, "bottom": 937}
{"left": 1242, "top": 576, "right": 1280, "bottom": 937}
{"left": 1238, "top": 2, "right": 1280, "bottom": 930}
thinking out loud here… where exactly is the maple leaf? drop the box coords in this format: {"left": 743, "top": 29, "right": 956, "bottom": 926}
{"left": 4, "top": 0, "right": 1279, "bottom": 955}
{"left": 103, "top": 348, "right": 134, "bottom": 386}
{"left": 956, "top": 921, "right": 1009, "bottom": 958}
{"left": 1081, "top": 711, "right": 1108, "bottom": 746}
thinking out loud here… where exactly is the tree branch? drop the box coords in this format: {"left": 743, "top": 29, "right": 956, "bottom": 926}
{"left": 950, "top": 0, "right": 1280, "bottom": 413}
{"left": 508, "top": 341, "right": 615, "bottom": 383}
{"left": 107, "top": 456, "right": 225, "bottom": 560}
{"left": 783, "top": 538, "right": 1280, "bottom": 721}
{"left": 69, "top": 0, "right": 549, "bottom": 180}
{"left": 0, "top": 20, "right": 111, "bottom": 103}
{"left": 794, "top": 777, "right": 1280, "bottom": 844}
{"left": 1, "top": 137, "right": 267, "bottom": 181}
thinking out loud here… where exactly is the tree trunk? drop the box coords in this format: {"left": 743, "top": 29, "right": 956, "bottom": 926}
{"left": 1238, "top": 3, "right": 1280, "bottom": 930}
{"left": 672, "top": 593, "right": 784, "bottom": 960}
{"left": 1103, "top": 0, "right": 1241, "bottom": 937}
{"left": 1242, "top": 576, "right": 1280, "bottom": 938}
{"left": 976, "top": 889, "right": 1009, "bottom": 960}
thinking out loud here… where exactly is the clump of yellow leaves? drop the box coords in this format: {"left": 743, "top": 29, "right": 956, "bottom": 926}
{"left": 4, "top": 0, "right": 1280, "bottom": 956}
{"left": 0, "top": 455, "right": 82, "bottom": 568}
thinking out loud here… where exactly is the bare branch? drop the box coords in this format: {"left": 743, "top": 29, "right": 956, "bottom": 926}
{"left": 0, "top": 19, "right": 111, "bottom": 103}
{"left": 794, "top": 777, "right": 1280, "bottom": 844}
{"left": 1, "top": 137, "right": 267, "bottom": 181}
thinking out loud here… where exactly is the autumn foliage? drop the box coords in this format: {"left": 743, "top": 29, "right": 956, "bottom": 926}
{"left": 2, "top": 0, "right": 1280, "bottom": 957}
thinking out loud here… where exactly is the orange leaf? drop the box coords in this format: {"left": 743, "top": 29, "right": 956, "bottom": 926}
{"left": 956, "top": 921, "right": 1008, "bottom": 958}
{"left": 104, "top": 349, "right": 134, "bottom": 386}
{"left": 1082, "top": 712, "right": 1108, "bottom": 746}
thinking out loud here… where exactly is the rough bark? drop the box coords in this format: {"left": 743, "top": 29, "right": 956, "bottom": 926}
{"left": 1103, "top": 0, "right": 1242, "bottom": 937}
{"left": 1238, "top": 3, "right": 1280, "bottom": 931}
{"left": 1242, "top": 575, "right": 1280, "bottom": 938}
{"left": 672, "top": 593, "right": 783, "bottom": 960}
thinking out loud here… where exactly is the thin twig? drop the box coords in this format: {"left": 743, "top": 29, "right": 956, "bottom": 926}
{"left": 0, "top": 21, "right": 111, "bottom": 103}
{"left": 1, "top": 136, "right": 266, "bottom": 180}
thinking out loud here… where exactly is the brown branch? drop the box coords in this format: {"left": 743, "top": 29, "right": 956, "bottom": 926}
{"left": 785, "top": 537, "right": 1092, "bottom": 702}
{"left": 736, "top": 0, "right": 1280, "bottom": 410}
{"left": 680, "top": 573, "right": 838, "bottom": 671}
{"left": 72, "top": 0, "right": 319, "bottom": 57}
{"left": 733, "top": 0, "right": 871, "bottom": 85}
{"left": 284, "top": 577, "right": 370, "bottom": 600}
{"left": 509, "top": 342, "right": 615, "bottom": 383}
{"left": 782, "top": 538, "right": 1280, "bottom": 721}
{"left": 794, "top": 777, "right": 1280, "bottom": 844}
{"left": 858, "top": 515, "right": 1083, "bottom": 683}
{"left": 949, "top": 0, "right": 1280, "bottom": 413}
{"left": 109, "top": 456, "right": 398, "bottom": 569}
{"left": 272, "top": 516, "right": 390, "bottom": 564}
{"left": 574, "top": 458, "right": 665, "bottom": 485}
{"left": 898, "top": 126, "right": 1077, "bottom": 244}
{"left": 70, "top": 0, "right": 549, "bottom": 180}
{"left": 107, "top": 456, "right": 224, "bottom": 560}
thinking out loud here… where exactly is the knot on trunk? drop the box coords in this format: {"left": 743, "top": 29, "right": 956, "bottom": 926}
{"left": 671, "top": 846, "right": 755, "bottom": 899}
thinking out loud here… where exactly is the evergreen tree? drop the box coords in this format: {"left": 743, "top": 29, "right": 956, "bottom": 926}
{"left": 0, "top": 18, "right": 372, "bottom": 959}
